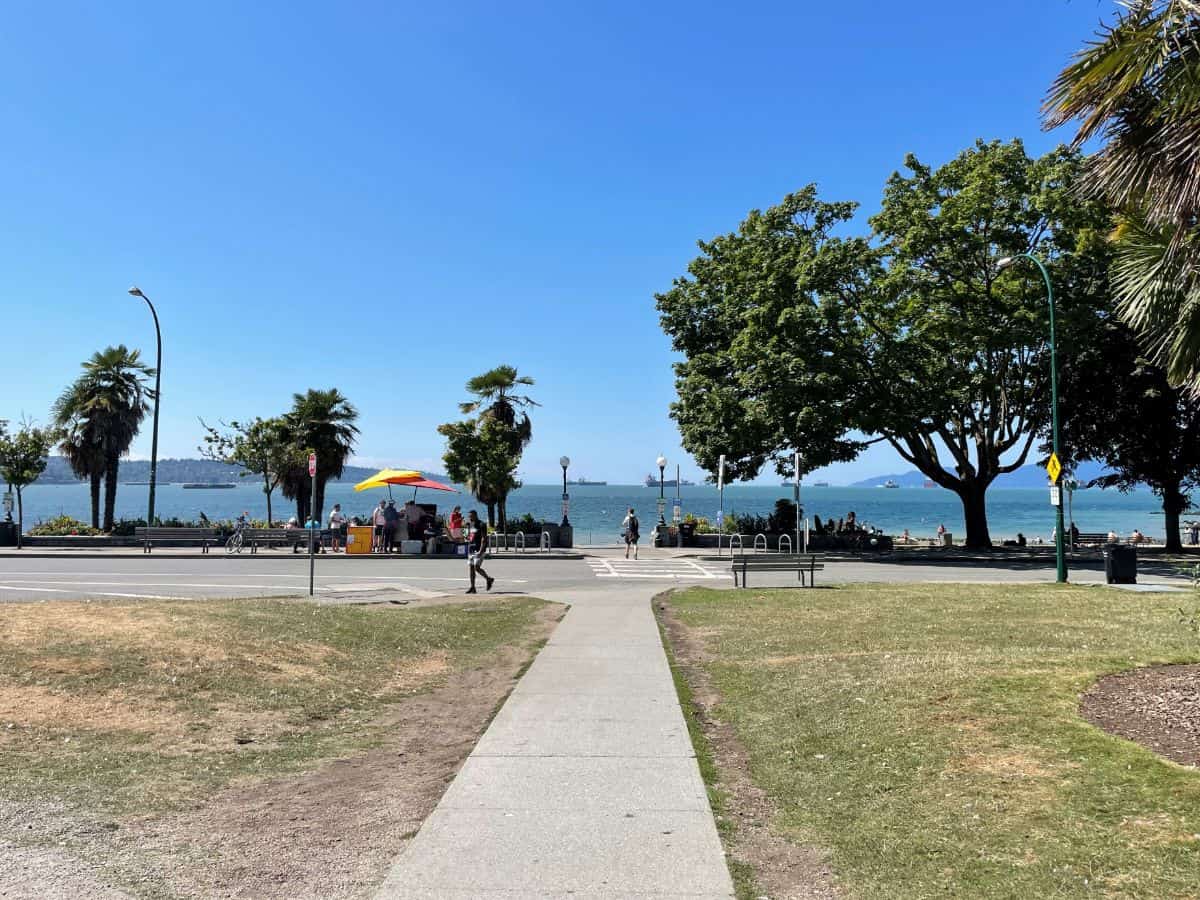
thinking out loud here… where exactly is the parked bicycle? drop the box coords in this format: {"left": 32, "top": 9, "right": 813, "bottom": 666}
{"left": 225, "top": 513, "right": 249, "bottom": 554}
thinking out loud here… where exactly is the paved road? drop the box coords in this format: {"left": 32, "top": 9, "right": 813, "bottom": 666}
{"left": 0, "top": 549, "right": 1188, "bottom": 602}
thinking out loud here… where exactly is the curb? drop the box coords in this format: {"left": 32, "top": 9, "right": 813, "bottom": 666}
{"left": 0, "top": 551, "right": 587, "bottom": 561}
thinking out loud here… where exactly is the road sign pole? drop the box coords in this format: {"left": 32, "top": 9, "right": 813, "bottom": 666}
{"left": 308, "top": 452, "right": 317, "bottom": 597}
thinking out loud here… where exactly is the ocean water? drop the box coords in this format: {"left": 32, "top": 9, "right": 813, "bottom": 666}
{"left": 11, "top": 480, "right": 1177, "bottom": 544}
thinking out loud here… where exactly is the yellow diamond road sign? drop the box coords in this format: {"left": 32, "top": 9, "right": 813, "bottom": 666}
{"left": 1046, "top": 453, "right": 1062, "bottom": 484}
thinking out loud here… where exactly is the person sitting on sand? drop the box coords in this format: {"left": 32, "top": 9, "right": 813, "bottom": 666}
{"left": 1131, "top": 528, "right": 1145, "bottom": 544}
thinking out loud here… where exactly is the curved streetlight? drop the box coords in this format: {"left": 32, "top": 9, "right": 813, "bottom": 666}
{"left": 128, "top": 286, "right": 162, "bottom": 528}
{"left": 997, "top": 254, "right": 1067, "bottom": 584}
{"left": 559, "top": 455, "right": 571, "bottom": 527}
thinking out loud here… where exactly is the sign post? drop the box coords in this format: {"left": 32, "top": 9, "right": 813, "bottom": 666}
{"left": 717, "top": 454, "right": 725, "bottom": 557}
{"left": 794, "top": 450, "right": 802, "bottom": 554}
{"left": 308, "top": 452, "right": 317, "bottom": 597}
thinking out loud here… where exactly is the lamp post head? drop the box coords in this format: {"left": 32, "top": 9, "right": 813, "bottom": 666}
{"left": 656, "top": 455, "right": 667, "bottom": 470}
{"left": 128, "top": 285, "right": 144, "bottom": 298}
{"left": 996, "top": 256, "right": 1016, "bottom": 270}
{"left": 560, "top": 456, "right": 570, "bottom": 469}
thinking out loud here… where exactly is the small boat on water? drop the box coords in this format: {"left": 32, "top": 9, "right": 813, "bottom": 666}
{"left": 568, "top": 477, "right": 608, "bottom": 485}
{"left": 881, "top": 479, "right": 899, "bottom": 489}
{"left": 182, "top": 483, "right": 237, "bottom": 490}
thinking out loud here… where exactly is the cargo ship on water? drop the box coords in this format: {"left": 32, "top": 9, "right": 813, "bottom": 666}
{"left": 645, "top": 474, "right": 694, "bottom": 488}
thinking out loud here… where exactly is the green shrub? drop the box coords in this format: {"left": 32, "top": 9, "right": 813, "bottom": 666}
{"left": 29, "top": 515, "right": 103, "bottom": 536}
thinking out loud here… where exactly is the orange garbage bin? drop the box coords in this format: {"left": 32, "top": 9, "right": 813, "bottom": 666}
{"left": 346, "top": 525, "right": 373, "bottom": 555}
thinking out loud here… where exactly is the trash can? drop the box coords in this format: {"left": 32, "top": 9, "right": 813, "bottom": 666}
{"left": 941, "top": 532, "right": 953, "bottom": 547}
{"left": 1104, "top": 543, "right": 1137, "bottom": 584}
{"left": 0, "top": 522, "right": 16, "bottom": 547}
{"left": 346, "top": 525, "right": 373, "bottom": 555}
{"left": 679, "top": 522, "right": 696, "bottom": 547}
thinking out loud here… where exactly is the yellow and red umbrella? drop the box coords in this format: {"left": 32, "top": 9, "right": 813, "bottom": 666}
{"left": 353, "top": 468, "right": 459, "bottom": 501}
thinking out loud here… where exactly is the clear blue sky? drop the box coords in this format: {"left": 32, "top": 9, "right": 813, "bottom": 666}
{"left": 1, "top": 0, "right": 1107, "bottom": 483}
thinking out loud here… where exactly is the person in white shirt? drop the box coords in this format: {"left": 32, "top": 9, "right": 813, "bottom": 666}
{"left": 328, "top": 503, "right": 347, "bottom": 552}
{"left": 372, "top": 500, "right": 388, "bottom": 552}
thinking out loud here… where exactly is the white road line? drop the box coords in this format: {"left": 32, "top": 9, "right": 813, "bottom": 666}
{"left": 0, "top": 571, "right": 528, "bottom": 583}
{"left": 0, "top": 579, "right": 319, "bottom": 591}
{"left": 0, "top": 584, "right": 189, "bottom": 600}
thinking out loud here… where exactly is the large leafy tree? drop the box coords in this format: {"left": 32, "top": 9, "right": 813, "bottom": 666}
{"left": 278, "top": 389, "right": 359, "bottom": 524}
{"left": 1055, "top": 316, "right": 1200, "bottom": 552}
{"left": 658, "top": 140, "right": 1111, "bottom": 548}
{"left": 52, "top": 345, "right": 155, "bottom": 530}
{"left": 451, "top": 366, "right": 537, "bottom": 529}
{"left": 1045, "top": 1, "right": 1200, "bottom": 387}
{"left": 200, "top": 416, "right": 298, "bottom": 526}
{"left": 0, "top": 421, "right": 56, "bottom": 549}
{"left": 438, "top": 416, "right": 521, "bottom": 528}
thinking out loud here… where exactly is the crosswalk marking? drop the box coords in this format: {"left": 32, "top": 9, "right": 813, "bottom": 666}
{"left": 584, "top": 557, "right": 728, "bottom": 580}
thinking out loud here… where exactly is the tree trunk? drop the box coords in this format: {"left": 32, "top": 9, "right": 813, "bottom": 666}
{"left": 16, "top": 486, "right": 23, "bottom": 550}
{"left": 956, "top": 481, "right": 992, "bottom": 550}
{"left": 1162, "top": 483, "right": 1186, "bottom": 553}
{"left": 315, "top": 478, "right": 326, "bottom": 527}
{"left": 486, "top": 502, "right": 496, "bottom": 528}
{"left": 90, "top": 472, "right": 102, "bottom": 530}
{"left": 103, "top": 455, "right": 119, "bottom": 532}
{"left": 498, "top": 496, "right": 508, "bottom": 535}
{"left": 262, "top": 470, "right": 273, "bottom": 527}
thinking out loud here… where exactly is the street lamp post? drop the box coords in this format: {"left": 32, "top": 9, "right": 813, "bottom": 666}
{"left": 128, "top": 286, "right": 162, "bottom": 528}
{"left": 998, "top": 254, "right": 1067, "bottom": 584}
{"left": 656, "top": 454, "right": 667, "bottom": 535}
{"left": 560, "top": 455, "right": 570, "bottom": 527}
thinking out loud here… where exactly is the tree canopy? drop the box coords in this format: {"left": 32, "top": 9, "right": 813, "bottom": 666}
{"left": 0, "top": 421, "right": 56, "bottom": 549}
{"left": 658, "top": 140, "right": 1112, "bottom": 548}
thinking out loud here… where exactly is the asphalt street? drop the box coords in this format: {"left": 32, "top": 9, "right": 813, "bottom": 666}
{"left": 0, "top": 548, "right": 1189, "bottom": 602}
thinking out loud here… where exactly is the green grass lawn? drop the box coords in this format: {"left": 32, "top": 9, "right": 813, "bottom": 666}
{"left": 0, "top": 597, "right": 551, "bottom": 815}
{"left": 664, "top": 584, "right": 1200, "bottom": 899}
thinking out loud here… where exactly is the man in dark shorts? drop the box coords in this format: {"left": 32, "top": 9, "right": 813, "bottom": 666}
{"left": 623, "top": 507, "right": 640, "bottom": 559}
{"left": 465, "top": 510, "right": 494, "bottom": 594}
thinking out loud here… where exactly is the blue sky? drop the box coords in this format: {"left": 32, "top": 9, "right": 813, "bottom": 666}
{"left": 1, "top": 0, "right": 1108, "bottom": 484}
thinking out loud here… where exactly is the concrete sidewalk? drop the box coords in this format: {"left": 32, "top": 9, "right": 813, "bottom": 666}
{"left": 375, "top": 586, "right": 734, "bottom": 899}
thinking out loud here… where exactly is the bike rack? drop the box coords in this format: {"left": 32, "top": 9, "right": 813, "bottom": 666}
{"left": 729, "top": 533, "right": 743, "bottom": 554}
{"left": 540, "top": 531, "right": 551, "bottom": 552}
{"left": 515, "top": 532, "right": 526, "bottom": 553}
{"left": 754, "top": 533, "right": 767, "bottom": 553}
{"left": 778, "top": 534, "right": 792, "bottom": 554}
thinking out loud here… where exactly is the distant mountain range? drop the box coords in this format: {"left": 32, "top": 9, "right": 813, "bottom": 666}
{"left": 32, "top": 457, "right": 450, "bottom": 486}
{"left": 850, "top": 460, "right": 1113, "bottom": 489}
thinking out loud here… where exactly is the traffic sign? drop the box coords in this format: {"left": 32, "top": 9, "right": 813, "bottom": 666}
{"left": 1046, "top": 452, "right": 1061, "bottom": 484}
{"left": 308, "top": 452, "right": 317, "bottom": 477}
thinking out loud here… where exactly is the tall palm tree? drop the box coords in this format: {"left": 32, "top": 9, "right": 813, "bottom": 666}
{"left": 53, "top": 345, "right": 154, "bottom": 530}
{"left": 458, "top": 366, "right": 537, "bottom": 530}
{"left": 1044, "top": 1, "right": 1200, "bottom": 385}
{"left": 459, "top": 365, "right": 538, "bottom": 448}
{"left": 278, "top": 389, "right": 359, "bottom": 524}
{"left": 54, "top": 381, "right": 105, "bottom": 528}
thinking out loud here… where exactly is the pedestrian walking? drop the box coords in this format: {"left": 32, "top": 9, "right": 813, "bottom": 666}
{"left": 465, "top": 510, "right": 493, "bottom": 594}
{"left": 622, "top": 507, "right": 640, "bottom": 560}
{"left": 328, "top": 503, "right": 346, "bottom": 552}
{"left": 1191, "top": 521, "right": 1199, "bottom": 546}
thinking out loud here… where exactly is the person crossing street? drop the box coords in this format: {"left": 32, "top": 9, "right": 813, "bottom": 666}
{"left": 465, "top": 510, "right": 494, "bottom": 594}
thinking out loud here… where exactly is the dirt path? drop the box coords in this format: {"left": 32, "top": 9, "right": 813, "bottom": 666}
{"left": 1, "top": 603, "right": 563, "bottom": 899}
{"left": 657, "top": 593, "right": 840, "bottom": 900}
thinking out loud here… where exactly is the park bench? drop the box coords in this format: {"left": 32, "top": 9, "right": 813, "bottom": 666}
{"left": 732, "top": 553, "right": 825, "bottom": 588}
{"left": 135, "top": 526, "right": 220, "bottom": 553}
{"left": 1074, "top": 533, "right": 1114, "bottom": 548}
{"left": 245, "top": 528, "right": 327, "bottom": 553}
